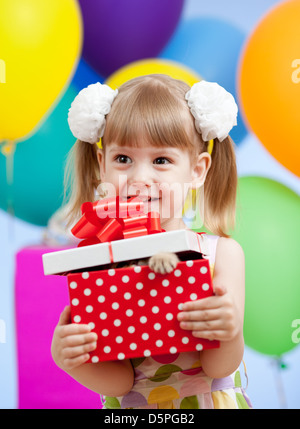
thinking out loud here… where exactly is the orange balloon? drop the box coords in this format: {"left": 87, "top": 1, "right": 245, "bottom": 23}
{"left": 238, "top": 0, "right": 300, "bottom": 177}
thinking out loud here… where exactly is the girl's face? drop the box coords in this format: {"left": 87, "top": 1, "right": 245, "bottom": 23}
{"left": 98, "top": 141, "right": 211, "bottom": 231}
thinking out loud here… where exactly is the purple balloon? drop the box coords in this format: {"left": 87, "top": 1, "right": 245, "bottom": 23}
{"left": 78, "top": 0, "right": 185, "bottom": 77}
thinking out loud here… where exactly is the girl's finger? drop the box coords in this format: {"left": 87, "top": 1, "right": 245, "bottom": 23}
{"left": 213, "top": 284, "right": 227, "bottom": 296}
{"left": 177, "top": 308, "right": 221, "bottom": 323}
{"left": 62, "top": 332, "right": 98, "bottom": 348}
{"left": 62, "top": 341, "right": 97, "bottom": 359}
{"left": 179, "top": 318, "right": 223, "bottom": 332}
{"left": 58, "top": 306, "right": 72, "bottom": 326}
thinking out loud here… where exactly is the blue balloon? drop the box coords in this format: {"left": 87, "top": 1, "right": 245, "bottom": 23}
{"left": 71, "top": 58, "right": 104, "bottom": 91}
{"left": 160, "top": 17, "right": 247, "bottom": 145}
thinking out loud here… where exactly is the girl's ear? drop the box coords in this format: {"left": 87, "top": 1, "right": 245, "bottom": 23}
{"left": 191, "top": 152, "right": 211, "bottom": 189}
{"left": 97, "top": 149, "right": 106, "bottom": 182}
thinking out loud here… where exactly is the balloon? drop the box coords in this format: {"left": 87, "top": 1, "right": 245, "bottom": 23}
{"left": 232, "top": 176, "right": 300, "bottom": 356}
{"left": 238, "top": 0, "right": 300, "bottom": 177}
{"left": 160, "top": 17, "right": 247, "bottom": 145}
{"left": 72, "top": 58, "right": 104, "bottom": 92}
{"left": 78, "top": 0, "right": 184, "bottom": 77}
{"left": 0, "top": 0, "right": 82, "bottom": 143}
{"left": 105, "top": 59, "right": 202, "bottom": 89}
{"left": 0, "top": 85, "right": 78, "bottom": 226}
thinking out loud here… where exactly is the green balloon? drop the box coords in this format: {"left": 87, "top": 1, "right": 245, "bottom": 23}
{"left": 0, "top": 85, "right": 77, "bottom": 226}
{"left": 232, "top": 176, "right": 300, "bottom": 356}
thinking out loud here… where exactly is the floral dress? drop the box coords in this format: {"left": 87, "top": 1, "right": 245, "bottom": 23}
{"left": 102, "top": 234, "right": 252, "bottom": 409}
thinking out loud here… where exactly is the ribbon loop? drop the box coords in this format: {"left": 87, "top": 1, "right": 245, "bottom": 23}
{"left": 71, "top": 197, "right": 163, "bottom": 247}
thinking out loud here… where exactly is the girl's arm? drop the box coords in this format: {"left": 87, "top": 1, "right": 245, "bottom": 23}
{"left": 178, "top": 238, "right": 245, "bottom": 378}
{"left": 51, "top": 306, "right": 134, "bottom": 396}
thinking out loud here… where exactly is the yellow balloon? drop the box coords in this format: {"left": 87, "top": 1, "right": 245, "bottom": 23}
{"left": 105, "top": 58, "right": 202, "bottom": 89}
{"left": 238, "top": 0, "right": 300, "bottom": 177}
{"left": 0, "top": 0, "right": 82, "bottom": 142}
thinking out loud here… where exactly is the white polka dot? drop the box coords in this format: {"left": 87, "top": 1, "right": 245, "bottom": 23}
{"left": 202, "top": 283, "right": 210, "bottom": 291}
{"left": 112, "top": 302, "right": 119, "bottom": 310}
{"left": 152, "top": 306, "right": 159, "bottom": 314}
{"left": 124, "top": 292, "right": 131, "bottom": 300}
{"left": 100, "top": 312, "right": 107, "bottom": 320}
{"left": 188, "top": 276, "right": 196, "bottom": 284}
{"left": 73, "top": 315, "right": 81, "bottom": 323}
{"left": 88, "top": 322, "right": 95, "bottom": 329}
{"left": 170, "top": 346, "right": 177, "bottom": 354}
{"left": 164, "top": 296, "right": 171, "bottom": 304}
{"left": 168, "top": 330, "right": 175, "bottom": 337}
{"left": 186, "top": 260, "right": 194, "bottom": 267}
{"left": 110, "top": 285, "right": 117, "bottom": 293}
{"left": 138, "top": 299, "right": 145, "bottom": 307}
{"left": 156, "top": 340, "right": 163, "bottom": 347}
{"left": 142, "top": 333, "right": 149, "bottom": 340}
{"left": 190, "top": 293, "right": 198, "bottom": 301}
{"left": 129, "top": 343, "right": 137, "bottom": 350}
{"left": 82, "top": 272, "right": 89, "bottom": 279}
{"left": 72, "top": 298, "right": 79, "bottom": 306}
{"left": 86, "top": 305, "right": 93, "bottom": 313}
{"left": 178, "top": 303, "right": 183, "bottom": 310}
{"left": 148, "top": 272, "right": 155, "bottom": 280}
{"left": 116, "top": 336, "right": 123, "bottom": 343}
{"left": 118, "top": 353, "right": 125, "bottom": 360}
{"left": 108, "top": 269, "right": 115, "bottom": 276}
{"left": 128, "top": 326, "right": 135, "bottom": 333}
{"left": 182, "top": 337, "right": 189, "bottom": 344}
{"left": 176, "top": 286, "right": 183, "bottom": 294}
{"left": 98, "top": 295, "right": 105, "bottom": 303}
{"left": 150, "top": 289, "right": 157, "bottom": 297}
{"left": 104, "top": 346, "right": 111, "bottom": 353}
{"left": 114, "top": 319, "right": 121, "bottom": 327}
{"left": 84, "top": 288, "right": 91, "bottom": 296}
{"left": 140, "top": 316, "right": 147, "bottom": 324}
{"left": 136, "top": 282, "right": 144, "bottom": 290}
{"left": 196, "top": 343, "right": 203, "bottom": 351}
{"left": 200, "top": 266, "right": 208, "bottom": 274}
{"left": 69, "top": 281, "right": 77, "bottom": 289}
{"left": 144, "top": 350, "right": 151, "bottom": 357}
{"left": 91, "top": 356, "right": 99, "bottom": 363}
{"left": 166, "top": 313, "right": 173, "bottom": 321}
{"left": 96, "top": 278, "right": 103, "bottom": 286}
{"left": 162, "top": 279, "right": 169, "bottom": 287}
{"left": 102, "top": 329, "right": 109, "bottom": 337}
{"left": 154, "top": 323, "right": 161, "bottom": 330}
{"left": 174, "top": 269, "right": 182, "bottom": 277}
{"left": 126, "top": 309, "right": 133, "bottom": 317}
{"left": 134, "top": 266, "right": 142, "bottom": 273}
{"left": 122, "top": 275, "right": 130, "bottom": 283}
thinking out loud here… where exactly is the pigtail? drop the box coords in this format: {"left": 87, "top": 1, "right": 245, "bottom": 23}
{"left": 203, "top": 136, "right": 238, "bottom": 238}
{"left": 63, "top": 140, "right": 100, "bottom": 226}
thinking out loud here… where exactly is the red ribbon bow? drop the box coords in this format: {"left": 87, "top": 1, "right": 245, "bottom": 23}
{"left": 71, "top": 197, "right": 163, "bottom": 247}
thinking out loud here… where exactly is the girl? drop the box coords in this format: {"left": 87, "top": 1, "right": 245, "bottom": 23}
{"left": 51, "top": 74, "right": 252, "bottom": 409}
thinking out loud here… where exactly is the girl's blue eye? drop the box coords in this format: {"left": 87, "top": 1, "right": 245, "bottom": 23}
{"left": 154, "top": 157, "right": 171, "bottom": 165}
{"left": 115, "top": 155, "right": 131, "bottom": 164}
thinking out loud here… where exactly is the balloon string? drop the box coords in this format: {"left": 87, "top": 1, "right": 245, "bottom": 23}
{"left": 272, "top": 357, "right": 288, "bottom": 409}
{"left": 1, "top": 140, "right": 16, "bottom": 217}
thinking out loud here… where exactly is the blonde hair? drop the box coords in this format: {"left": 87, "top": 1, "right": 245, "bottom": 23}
{"left": 64, "top": 74, "right": 237, "bottom": 237}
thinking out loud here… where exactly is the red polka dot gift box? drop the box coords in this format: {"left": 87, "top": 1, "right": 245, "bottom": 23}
{"left": 67, "top": 259, "right": 219, "bottom": 363}
{"left": 42, "top": 197, "right": 219, "bottom": 362}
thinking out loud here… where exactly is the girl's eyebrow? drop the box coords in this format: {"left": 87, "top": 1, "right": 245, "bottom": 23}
{"left": 107, "top": 144, "right": 182, "bottom": 158}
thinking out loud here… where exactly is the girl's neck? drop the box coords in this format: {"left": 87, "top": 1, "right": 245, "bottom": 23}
{"left": 161, "top": 217, "right": 189, "bottom": 232}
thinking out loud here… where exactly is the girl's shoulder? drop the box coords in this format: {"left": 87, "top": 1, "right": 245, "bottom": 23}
{"left": 199, "top": 233, "right": 244, "bottom": 270}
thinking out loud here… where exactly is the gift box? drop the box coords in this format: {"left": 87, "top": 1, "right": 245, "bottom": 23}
{"left": 67, "top": 258, "right": 219, "bottom": 363}
{"left": 42, "top": 197, "right": 219, "bottom": 363}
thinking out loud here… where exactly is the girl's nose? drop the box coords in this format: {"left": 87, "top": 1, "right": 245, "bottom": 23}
{"left": 128, "top": 164, "right": 154, "bottom": 188}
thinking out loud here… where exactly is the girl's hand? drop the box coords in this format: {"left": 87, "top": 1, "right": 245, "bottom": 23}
{"left": 177, "top": 284, "right": 240, "bottom": 342}
{"left": 51, "top": 306, "right": 98, "bottom": 372}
